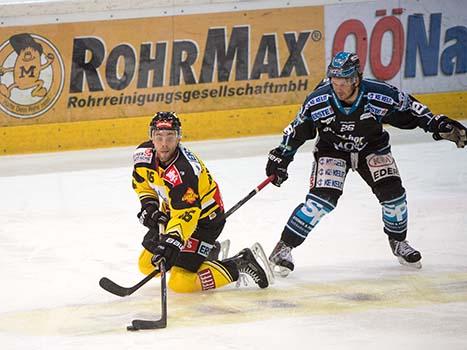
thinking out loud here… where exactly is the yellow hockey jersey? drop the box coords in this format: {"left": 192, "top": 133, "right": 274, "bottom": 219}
{"left": 132, "top": 141, "right": 224, "bottom": 242}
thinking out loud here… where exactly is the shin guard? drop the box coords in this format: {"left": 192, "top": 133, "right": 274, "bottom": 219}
{"left": 381, "top": 193, "right": 408, "bottom": 240}
{"left": 282, "top": 193, "right": 335, "bottom": 247}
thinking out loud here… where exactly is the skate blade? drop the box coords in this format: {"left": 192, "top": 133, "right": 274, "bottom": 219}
{"left": 220, "top": 239, "right": 230, "bottom": 260}
{"left": 235, "top": 274, "right": 249, "bottom": 288}
{"left": 251, "top": 242, "right": 275, "bottom": 285}
{"left": 397, "top": 256, "right": 422, "bottom": 269}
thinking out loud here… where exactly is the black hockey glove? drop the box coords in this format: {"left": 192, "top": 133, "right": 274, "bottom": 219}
{"left": 137, "top": 204, "right": 169, "bottom": 229}
{"left": 266, "top": 148, "right": 293, "bottom": 187}
{"left": 141, "top": 228, "right": 161, "bottom": 253}
{"left": 151, "top": 233, "right": 184, "bottom": 271}
{"left": 432, "top": 115, "right": 467, "bottom": 148}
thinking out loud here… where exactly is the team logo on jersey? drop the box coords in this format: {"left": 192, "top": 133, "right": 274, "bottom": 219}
{"left": 164, "top": 165, "right": 182, "bottom": 187}
{"left": 182, "top": 187, "right": 198, "bottom": 204}
{"left": 0, "top": 33, "right": 64, "bottom": 119}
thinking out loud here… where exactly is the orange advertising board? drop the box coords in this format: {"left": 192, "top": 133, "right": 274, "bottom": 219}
{"left": 0, "top": 6, "right": 324, "bottom": 126}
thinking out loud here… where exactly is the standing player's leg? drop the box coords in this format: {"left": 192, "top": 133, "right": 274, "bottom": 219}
{"left": 269, "top": 151, "right": 349, "bottom": 276}
{"left": 359, "top": 148, "right": 421, "bottom": 268}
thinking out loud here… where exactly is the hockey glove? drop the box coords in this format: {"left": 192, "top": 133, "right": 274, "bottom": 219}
{"left": 432, "top": 115, "right": 467, "bottom": 148}
{"left": 266, "top": 148, "right": 293, "bottom": 187}
{"left": 141, "top": 228, "right": 161, "bottom": 253}
{"left": 137, "top": 204, "right": 169, "bottom": 229}
{"left": 151, "top": 233, "right": 184, "bottom": 271}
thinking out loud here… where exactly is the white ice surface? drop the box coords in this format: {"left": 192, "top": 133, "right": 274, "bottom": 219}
{"left": 1, "top": 127, "right": 466, "bottom": 350}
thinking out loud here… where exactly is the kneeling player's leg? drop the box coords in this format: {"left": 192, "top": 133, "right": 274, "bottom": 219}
{"left": 168, "top": 261, "right": 236, "bottom": 293}
{"left": 138, "top": 228, "right": 164, "bottom": 276}
{"left": 139, "top": 241, "right": 237, "bottom": 293}
{"left": 169, "top": 212, "right": 239, "bottom": 292}
{"left": 138, "top": 247, "right": 161, "bottom": 276}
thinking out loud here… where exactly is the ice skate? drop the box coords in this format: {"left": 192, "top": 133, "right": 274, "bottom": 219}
{"left": 251, "top": 242, "right": 275, "bottom": 284}
{"left": 269, "top": 240, "right": 294, "bottom": 277}
{"left": 226, "top": 248, "right": 269, "bottom": 288}
{"left": 389, "top": 238, "right": 422, "bottom": 269}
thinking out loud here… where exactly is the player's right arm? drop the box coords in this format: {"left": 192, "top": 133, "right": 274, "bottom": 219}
{"left": 266, "top": 93, "right": 318, "bottom": 186}
{"left": 132, "top": 142, "right": 159, "bottom": 206}
{"left": 132, "top": 142, "right": 169, "bottom": 229}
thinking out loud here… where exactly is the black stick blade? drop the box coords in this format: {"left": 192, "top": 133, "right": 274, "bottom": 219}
{"left": 128, "top": 318, "right": 167, "bottom": 330}
{"left": 99, "top": 268, "right": 160, "bottom": 297}
{"left": 99, "top": 277, "right": 131, "bottom": 297}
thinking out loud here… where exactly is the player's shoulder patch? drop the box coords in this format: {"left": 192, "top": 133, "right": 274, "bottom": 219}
{"left": 179, "top": 146, "right": 202, "bottom": 176}
{"left": 302, "top": 83, "right": 332, "bottom": 115}
{"left": 363, "top": 79, "right": 399, "bottom": 99}
{"left": 133, "top": 141, "right": 154, "bottom": 165}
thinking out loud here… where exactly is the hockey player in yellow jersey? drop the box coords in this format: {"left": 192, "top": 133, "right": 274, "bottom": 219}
{"left": 132, "top": 112, "right": 269, "bottom": 293}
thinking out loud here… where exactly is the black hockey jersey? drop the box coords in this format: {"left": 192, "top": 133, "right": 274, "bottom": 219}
{"left": 278, "top": 78, "right": 438, "bottom": 157}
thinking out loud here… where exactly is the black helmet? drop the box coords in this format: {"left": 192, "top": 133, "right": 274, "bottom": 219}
{"left": 149, "top": 112, "right": 182, "bottom": 138}
{"left": 326, "top": 51, "right": 362, "bottom": 81}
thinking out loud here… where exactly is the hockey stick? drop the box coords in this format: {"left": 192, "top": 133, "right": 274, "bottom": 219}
{"left": 99, "top": 268, "right": 159, "bottom": 297}
{"left": 108, "top": 176, "right": 274, "bottom": 331}
{"left": 224, "top": 175, "right": 275, "bottom": 218}
{"left": 99, "top": 175, "right": 274, "bottom": 298}
{"left": 127, "top": 259, "right": 167, "bottom": 331}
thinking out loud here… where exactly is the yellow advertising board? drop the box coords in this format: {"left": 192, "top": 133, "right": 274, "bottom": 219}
{"left": 0, "top": 6, "right": 325, "bottom": 128}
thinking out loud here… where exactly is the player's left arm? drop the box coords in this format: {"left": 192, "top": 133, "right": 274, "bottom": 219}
{"left": 385, "top": 92, "right": 466, "bottom": 148}
{"left": 149, "top": 179, "right": 202, "bottom": 271}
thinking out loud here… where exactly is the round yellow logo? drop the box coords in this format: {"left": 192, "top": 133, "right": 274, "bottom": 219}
{"left": 0, "top": 33, "right": 64, "bottom": 119}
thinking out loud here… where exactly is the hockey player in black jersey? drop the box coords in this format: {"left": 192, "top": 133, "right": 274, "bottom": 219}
{"left": 266, "top": 51, "right": 467, "bottom": 275}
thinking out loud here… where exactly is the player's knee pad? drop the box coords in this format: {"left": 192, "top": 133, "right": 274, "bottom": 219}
{"left": 168, "top": 262, "right": 234, "bottom": 293}
{"left": 381, "top": 192, "right": 408, "bottom": 240}
{"left": 370, "top": 168, "right": 404, "bottom": 203}
{"left": 282, "top": 193, "right": 335, "bottom": 246}
{"left": 168, "top": 266, "right": 199, "bottom": 293}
